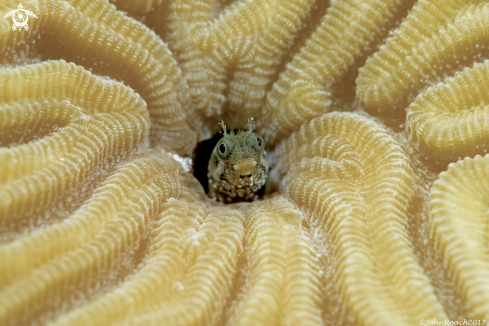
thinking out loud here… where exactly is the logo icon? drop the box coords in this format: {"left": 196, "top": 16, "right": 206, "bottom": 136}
{"left": 3, "top": 3, "right": 38, "bottom": 31}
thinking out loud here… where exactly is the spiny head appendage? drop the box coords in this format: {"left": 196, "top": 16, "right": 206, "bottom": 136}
{"left": 218, "top": 120, "right": 227, "bottom": 136}
{"left": 218, "top": 117, "right": 255, "bottom": 137}
{"left": 247, "top": 117, "right": 255, "bottom": 133}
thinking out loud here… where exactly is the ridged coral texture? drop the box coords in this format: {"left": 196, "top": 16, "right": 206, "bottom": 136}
{"left": 1, "top": 0, "right": 488, "bottom": 325}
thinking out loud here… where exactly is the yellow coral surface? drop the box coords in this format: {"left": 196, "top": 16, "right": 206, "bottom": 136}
{"left": 1, "top": 0, "right": 489, "bottom": 325}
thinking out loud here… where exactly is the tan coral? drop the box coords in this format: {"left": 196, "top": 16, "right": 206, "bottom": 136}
{"left": 0, "top": 60, "right": 149, "bottom": 232}
{"left": 408, "top": 60, "right": 489, "bottom": 167}
{"left": 279, "top": 113, "right": 446, "bottom": 325}
{"left": 430, "top": 155, "right": 489, "bottom": 318}
{"left": 0, "top": 59, "right": 185, "bottom": 325}
{"left": 357, "top": 0, "right": 489, "bottom": 128}
{"left": 259, "top": 0, "right": 417, "bottom": 147}
{"left": 1, "top": 0, "right": 199, "bottom": 154}
{"left": 52, "top": 201, "right": 244, "bottom": 326}
{"left": 3, "top": 0, "right": 489, "bottom": 325}
{"left": 167, "top": 0, "right": 316, "bottom": 129}
{"left": 230, "top": 196, "right": 322, "bottom": 326}
{"left": 0, "top": 151, "right": 188, "bottom": 325}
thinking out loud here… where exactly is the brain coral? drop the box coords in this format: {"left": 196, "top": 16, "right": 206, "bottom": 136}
{"left": 1, "top": 0, "right": 489, "bottom": 325}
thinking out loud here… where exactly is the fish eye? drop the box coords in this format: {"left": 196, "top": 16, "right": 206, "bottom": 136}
{"left": 256, "top": 137, "right": 262, "bottom": 147}
{"left": 219, "top": 143, "right": 226, "bottom": 154}
{"left": 216, "top": 139, "right": 232, "bottom": 158}
{"left": 250, "top": 134, "right": 264, "bottom": 152}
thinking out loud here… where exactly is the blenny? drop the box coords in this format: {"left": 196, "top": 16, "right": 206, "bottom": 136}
{"left": 207, "top": 118, "right": 269, "bottom": 203}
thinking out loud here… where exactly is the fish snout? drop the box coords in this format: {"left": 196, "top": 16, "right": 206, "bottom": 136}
{"left": 233, "top": 158, "right": 257, "bottom": 179}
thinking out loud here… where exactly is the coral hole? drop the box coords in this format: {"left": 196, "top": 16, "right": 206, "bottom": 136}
{"left": 192, "top": 131, "right": 270, "bottom": 201}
